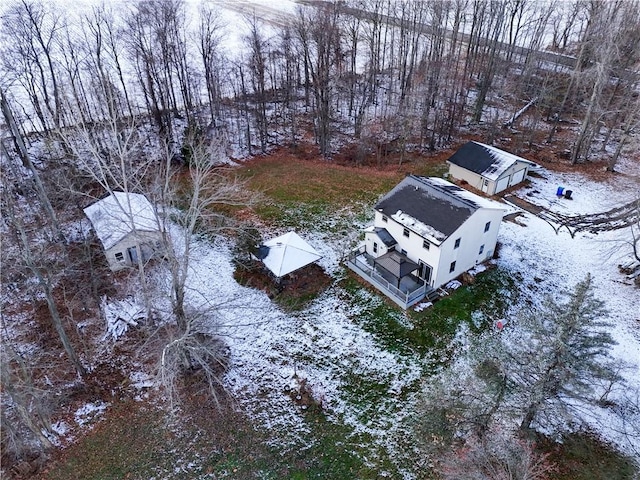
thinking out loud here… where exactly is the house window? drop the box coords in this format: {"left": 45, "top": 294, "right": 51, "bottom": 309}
{"left": 382, "top": 215, "right": 388, "bottom": 223}
{"left": 423, "top": 240, "right": 430, "bottom": 250}
{"left": 403, "top": 228, "right": 410, "bottom": 238}
{"left": 449, "top": 261, "right": 456, "bottom": 273}
{"left": 484, "top": 221, "right": 491, "bottom": 233}
{"left": 373, "top": 242, "right": 378, "bottom": 254}
{"left": 115, "top": 252, "right": 125, "bottom": 262}
{"left": 479, "top": 244, "right": 485, "bottom": 255}
{"left": 454, "top": 238, "right": 461, "bottom": 249}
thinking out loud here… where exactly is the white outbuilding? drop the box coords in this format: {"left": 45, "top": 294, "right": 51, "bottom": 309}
{"left": 84, "top": 192, "right": 163, "bottom": 272}
{"left": 447, "top": 141, "right": 536, "bottom": 195}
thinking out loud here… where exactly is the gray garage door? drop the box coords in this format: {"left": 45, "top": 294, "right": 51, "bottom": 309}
{"left": 495, "top": 175, "right": 510, "bottom": 193}
{"left": 510, "top": 168, "right": 526, "bottom": 186}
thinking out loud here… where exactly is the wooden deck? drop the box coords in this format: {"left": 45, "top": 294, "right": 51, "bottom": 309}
{"left": 346, "top": 248, "right": 437, "bottom": 309}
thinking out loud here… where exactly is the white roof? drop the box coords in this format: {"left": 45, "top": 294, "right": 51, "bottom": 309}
{"left": 83, "top": 192, "right": 159, "bottom": 250}
{"left": 475, "top": 142, "right": 535, "bottom": 180}
{"left": 262, "top": 231, "right": 322, "bottom": 278}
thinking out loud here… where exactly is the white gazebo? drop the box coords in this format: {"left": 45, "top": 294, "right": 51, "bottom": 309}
{"left": 260, "top": 231, "right": 322, "bottom": 279}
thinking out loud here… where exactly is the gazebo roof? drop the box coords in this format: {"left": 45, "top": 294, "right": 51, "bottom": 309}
{"left": 374, "top": 250, "right": 419, "bottom": 279}
{"left": 261, "top": 231, "right": 322, "bottom": 278}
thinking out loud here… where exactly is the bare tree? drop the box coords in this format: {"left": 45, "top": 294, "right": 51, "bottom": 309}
{"left": 0, "top": 0, "right": 65, "bottom": 130}
{"left": 153, "top": 132, "right": 254, "bottom": 332}
{"left": 0, "top": 344, "right": 54, "bottom": 460}
{"left": 197, "top": 3, "right": 225, "bottom": 127}
{"left": 244, "top": 15, "right": 270, "bottom": 154}
{"left": 277, "top": 24, "right": 301, "bottom": 147}
{"left": 1, "top": 173, "right": 87, "bottom": 378}
{"left": 469, "top": 1, "right": 507, "bottom": 124}
{"left": 78, "top": 5, "right": 134, "bottom": 122}
{"left": 295, "top": 4, "right": 342, "bottom": 157}
{"left": 438, "top": 428, "right": 554, "bottom": 480}
{"left": 1, "top": 89, "right": 61, "bottom": 238}
{"left": 145, "top": 131, "right": 258, "bottom": 411}
{"left": 125, "top": 0, "right": 192, "bottom": 141}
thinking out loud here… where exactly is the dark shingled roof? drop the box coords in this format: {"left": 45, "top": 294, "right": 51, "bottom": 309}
{"left": 374, "top": 250, "right": 418, "bottom": 278}
{"left": 374, "top": 227, "right": 397, "bottom": 247}
{"left": 446, "top": 141, "right": 533, "bottom": 179}
{"left": 376, "top": 176, "right": 478, "bottom": 240}
{"left": 446, "top": 141, "right": 497, "bottom": 175}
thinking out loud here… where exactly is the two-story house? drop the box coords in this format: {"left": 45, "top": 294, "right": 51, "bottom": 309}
{"left": 348, "top": 175, "right": 506, "bottom": 308}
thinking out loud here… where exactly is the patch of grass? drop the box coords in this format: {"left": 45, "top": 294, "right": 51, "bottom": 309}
{"left": 341, "top": 268, "right": 517, "bottom": 366}
{"left": 38, "top": 396, "right": 401, "bottom": 480}
{"left": 37, "top": 402, "right": 174, "bottom": 480}
{"left": 237, "top": 153, "right": 451, "bottom": 230}
{"left": 538, "top": 432, "right": 638, "bottom": 480}
{"left": 290, "top": 410, "right": 396, "bottom": 479}
{"left": 239, "top": 155, "right": 402, "bottom": 206}
{"left": 236, "top": 154, "right": 403, "bottom": 228}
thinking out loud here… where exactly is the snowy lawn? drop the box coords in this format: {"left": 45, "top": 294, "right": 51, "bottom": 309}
{"left": 498, "top": 167, "right": 640, "bottom": 459}
{"left": 37, "top": 160, "right": 638, "bottom": 479}
{"left": 134, "top": 160, "right": 639, "bottom": 477}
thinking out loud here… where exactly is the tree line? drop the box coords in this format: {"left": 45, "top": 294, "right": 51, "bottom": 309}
{"left": 1, "top": 0, "right": 639, "bottom": 167}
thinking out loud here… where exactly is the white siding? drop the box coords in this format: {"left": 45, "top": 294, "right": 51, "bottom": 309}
{"left": 449, "top": 160, "right": 531, "bottom": 196}
{"left": 511, "top": 168, "right": 526, "bottom": 185}
{"left": 371, "top": 211, "right": 441, "bottom": 285}
{"left": 448, "top": 163, "right": 484, "bottom": 190}
{"left": 364, "top": 230, "right": 390, "bottom": 258}
{"left": 431, "top": 209, "right": 503, "bottom": 287}
{"left": 371, "top": 203, "right": 504, "bottom": 289}
{"left": 105, "top": 230, "right": 162, "bottom": 272}
{"left": 495, "top": 176, "right": 510, "bottom": 193}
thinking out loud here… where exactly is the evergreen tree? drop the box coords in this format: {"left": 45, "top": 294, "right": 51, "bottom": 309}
{"left": 505, "top": 274, "right": 620, "bottom": 432}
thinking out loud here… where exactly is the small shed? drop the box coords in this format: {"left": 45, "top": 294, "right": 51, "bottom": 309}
{"left": 84, "top": 191, "right": 162, "bottom": 272}
{"left": 446, "top": 141, "right": 535, "bottom": 195}
{"left": 259, "top": 231, "right": 322, "bottom": 279}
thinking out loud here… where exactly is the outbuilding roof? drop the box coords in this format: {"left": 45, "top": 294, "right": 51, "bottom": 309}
{"left": 376, "top": 176, "right": 505, "bottom": 243}
{"left": 447, "top": 141, "right": 535, "bottom": 180}
{"left": 261, "top": 231, "right": 322, "bottom": 278}
{"left": 83, "top": 192, "right": 159, "bottom": 250}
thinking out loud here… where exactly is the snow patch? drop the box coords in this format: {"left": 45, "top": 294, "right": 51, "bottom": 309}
{"left": 101, "top": 296, "right": 146, "bottom": 340}
{"left": 445, "top": 280, "right": 462, "bottom": 290}
{"left": 74, "top": 402, "right": 108, "bottom": 426}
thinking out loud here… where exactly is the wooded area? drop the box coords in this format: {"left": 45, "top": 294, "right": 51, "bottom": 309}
{"left": 1, "top": 0, "right": 639, "bottom": 168}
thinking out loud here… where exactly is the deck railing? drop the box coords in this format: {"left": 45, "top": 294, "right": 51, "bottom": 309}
{"left": 346, "top": 247, "right": 428, "bottom": 309}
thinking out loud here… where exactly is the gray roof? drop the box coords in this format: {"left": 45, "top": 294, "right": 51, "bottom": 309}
{"left": 374, "top": 228, "right": 397, "bottom": 247}
{"left": 376, "top": 176, "right": 486, "bottom": 241}
{"left": 374, "top": 250, "right": 418, "bottom": 278}
{"left": 447, "top": 141, "right": 534, "bottom": 180}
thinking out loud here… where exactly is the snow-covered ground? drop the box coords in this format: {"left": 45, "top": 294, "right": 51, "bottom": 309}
{"left": 127, "top": 161, "right": 639, "bottom": 471}
{"left": 497, "top": 166, "right": 640, "bottom": 458}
